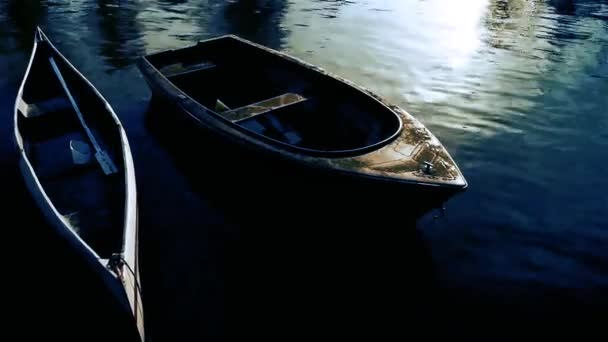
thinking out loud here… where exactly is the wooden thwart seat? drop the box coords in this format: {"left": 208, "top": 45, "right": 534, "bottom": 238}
{"left": 18, "top": 97, "right": 71, "bottom": 118}
{"left": 219, "top": 93, "right": 307, "bottom": 122}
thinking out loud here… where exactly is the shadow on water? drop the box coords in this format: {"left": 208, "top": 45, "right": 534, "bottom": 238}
{"left": 549, "top": 0, "right": 577, "bottom": 15}
{"left": 218, "top": 0, "right": 289, "bottom": 50}
{"left": 142, "top": 101, "right": 437, "bottom": 340}
{"left": 157, "top": 0, "right": 292, "bottom": 51}
{"left": 139, "top": 0, "right": 289, "bottom": 56}
{"left": 95, "top": 0, "right": 146, "bottom": 70}
{"left": 3, "top": 0, "right": 46, "bottom": 52}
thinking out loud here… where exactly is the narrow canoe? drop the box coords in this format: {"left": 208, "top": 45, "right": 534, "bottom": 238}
{"left": 14, "top": 27, "right": 144, "bottom": 340}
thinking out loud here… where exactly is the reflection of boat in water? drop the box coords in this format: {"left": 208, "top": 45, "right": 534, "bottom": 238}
{"left": 14, "top": 28, "right": 144, "bottom": 341}
{"left": 138, "top": 35, "right": 467, "bottom": 219}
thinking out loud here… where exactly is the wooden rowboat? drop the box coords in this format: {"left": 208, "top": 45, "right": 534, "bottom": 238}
{"left": 138, "top": 35, "right": 467, "bottom": 219}
{"left": 14, "top": 27, "right": 144, "bottom": 340}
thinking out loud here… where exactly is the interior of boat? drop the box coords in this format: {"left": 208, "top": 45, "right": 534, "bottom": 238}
{"left": 16, "top": 42, "right": 125, "bottom": 258}
{"left": 150, "top": 36, "right": 402, "bottom": 155}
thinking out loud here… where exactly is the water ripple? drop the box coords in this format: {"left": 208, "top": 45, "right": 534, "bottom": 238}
{"left": 0, "top": 0, "right": 606, "bottom": 299}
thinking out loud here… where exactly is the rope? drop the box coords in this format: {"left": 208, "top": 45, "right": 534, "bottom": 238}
{"left": 107, "top": 254, "right": 143, "bottom": 302}
{"left": 107, "top": 254, "right": 144, "bottom": 340}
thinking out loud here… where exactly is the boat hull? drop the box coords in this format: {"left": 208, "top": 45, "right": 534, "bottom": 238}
{"left": 146, "top": 93, "right": 459, "bottom": 222}
{"left": 138, "top": 35, "right": 467, "bottom": 221}
{"left": 17, "top": 156, "right": 141, "bottom": 337}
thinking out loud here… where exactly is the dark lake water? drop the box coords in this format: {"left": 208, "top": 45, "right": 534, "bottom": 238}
{"left": 1, "top": 0, "right": 608, "bottom": 340}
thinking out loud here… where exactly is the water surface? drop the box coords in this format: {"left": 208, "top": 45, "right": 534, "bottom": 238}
{"left": 1, "top": 0, "right": 607, "bottom": 338}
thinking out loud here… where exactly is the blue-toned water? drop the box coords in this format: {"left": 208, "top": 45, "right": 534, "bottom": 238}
{"left": 1, "top": 0, "right": 607, "bottom": 339}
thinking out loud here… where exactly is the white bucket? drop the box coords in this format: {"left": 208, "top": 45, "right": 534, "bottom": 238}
{"left": 70, "top": 140, "right": 92, "bottom": 165}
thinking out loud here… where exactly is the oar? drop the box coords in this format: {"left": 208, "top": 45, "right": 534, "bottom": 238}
{"left": 49, "top": 56, "right": 118, "bottom": 175}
